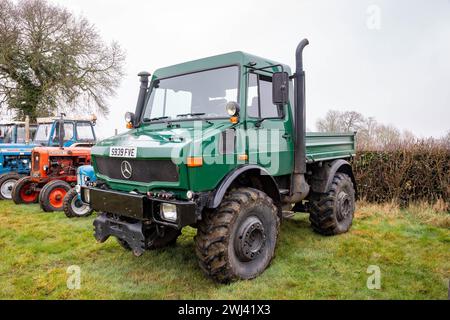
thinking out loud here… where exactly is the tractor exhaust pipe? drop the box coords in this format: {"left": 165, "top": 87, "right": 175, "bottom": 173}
{"left": 25, "top": 115, "right": 30, "bottom": 144}
{"left": 135, "top": 71, "right": 151, "bottom": 124}
{"left": 283, "top": 38, "right": 310, "bottom": 205}
{"left": 58, "top": 113, "right": 66, "bottom": 149}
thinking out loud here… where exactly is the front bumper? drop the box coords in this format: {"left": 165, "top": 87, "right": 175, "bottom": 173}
{"left": 80, "top": 186, "right": 199, "bottom": 229}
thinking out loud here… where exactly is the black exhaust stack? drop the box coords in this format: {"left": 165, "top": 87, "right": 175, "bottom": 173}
{"left": 283, "top": 38, "right": 310, "bottom": 205}
{"left": 135, "top": 71, "right": 151, "bottom": 124}
{"left": 58, "top": 113, "right": 66, "bottom": 149}
{"left": 294, "top": 38, "right": 309, "bottom": 175}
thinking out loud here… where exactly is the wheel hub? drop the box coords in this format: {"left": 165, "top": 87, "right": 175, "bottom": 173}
{"left": 337, "top": 191, "right": 351, "bottom": 221}
{"left": 71, "top": 196, "right": 90, "bottom": 215}
{"left": 49, "top": 188, "right": 66, "bottom": 208}
{"left": 235, "top": 216, "right": 266, "bottom": 262}
{"left": 1, "top": 180, "right": 16, "bottom": 198}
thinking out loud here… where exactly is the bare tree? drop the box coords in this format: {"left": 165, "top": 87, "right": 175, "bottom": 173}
{"left": 316, "top": 109, "right": 422, "bottom": 150}
{"left": 0, "top": 0, "right": 125, "bottom": 120}
{"left": 442, "top": 131, "right": 450, "bottom": 148}
{"left": 316, "top": 110, "right": 365, "bottom": 133}
{"left": 316, "top": 110, "right": 344, "bottom": 132}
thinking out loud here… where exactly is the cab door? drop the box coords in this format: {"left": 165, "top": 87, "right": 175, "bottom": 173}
{"left": 245, "top": 72, "right": 294, "bottom": 176}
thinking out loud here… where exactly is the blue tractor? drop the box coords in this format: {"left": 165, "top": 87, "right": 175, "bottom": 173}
{"left": 0, "top": 115, "right": 97, "bottom": 200}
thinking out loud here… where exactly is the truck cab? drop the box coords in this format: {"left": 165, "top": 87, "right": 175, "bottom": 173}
{"left": 82, "top": 39, "right": 357, "bottom": 283}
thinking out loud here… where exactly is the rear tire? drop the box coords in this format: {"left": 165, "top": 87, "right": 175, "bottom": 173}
{"left": 12, "top": 176, "right": 39, "bottom": 204}
{"left": 0, "top": 173, "right": 21, "bottom": 200}
{"left": 195, "top": 187, "right": 280, "bottom": 283}
{"left": 63, "top": 188, "right": 93, "bottom": 218}
{"left": 39, "top": 180, "right": 71, "bottom": 212}
{"left": 309, "top": 172, "right": 355, "bottom": 235}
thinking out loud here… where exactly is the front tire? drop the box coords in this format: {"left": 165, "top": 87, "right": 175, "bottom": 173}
{"left": 309, "top": 172, "right": 355, "bottom": 235}
{"left": 39, "top": 180, "right": 71, "bottom": 212}
{"left": 195, "top": 187, "right": 280, "bottom": 283}
{"left": 63, "top": 188, "right": 93, "bottom": 218}
{"left": 0, "top": 173, "right": 21, "bottom": 200}
{"left": 12, "top": 176, "right": 39, "bottom": 204}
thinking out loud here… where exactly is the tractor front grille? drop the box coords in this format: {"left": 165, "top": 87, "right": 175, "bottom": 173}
{"left": 94, "top": 157, "right": 179, "bottom": 183}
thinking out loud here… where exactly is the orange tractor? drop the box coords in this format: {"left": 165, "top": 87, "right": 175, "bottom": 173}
{"left": 12, "top": 146, "right": 92, "bottom": 212}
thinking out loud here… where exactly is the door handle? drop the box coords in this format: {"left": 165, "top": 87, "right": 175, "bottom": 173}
{"left": 282, "top": 133, "right": 291, "bottom": 139}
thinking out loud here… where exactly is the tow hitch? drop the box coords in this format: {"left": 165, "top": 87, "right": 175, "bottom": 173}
{"left": 94, "top": 213, "right": 146, "bottom": 256}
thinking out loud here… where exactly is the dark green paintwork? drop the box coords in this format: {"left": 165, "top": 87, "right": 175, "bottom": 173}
{"left": 91, "top": 52, "right": 355, "bottom": 198}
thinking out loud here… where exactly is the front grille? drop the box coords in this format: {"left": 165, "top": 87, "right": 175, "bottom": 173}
{"left": 95, "top": 157, "right": 179, "bottom": 183}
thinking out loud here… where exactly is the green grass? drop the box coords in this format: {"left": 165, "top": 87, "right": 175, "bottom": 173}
{"left": 0, "top": 200, "right": 448, "bottom": 299}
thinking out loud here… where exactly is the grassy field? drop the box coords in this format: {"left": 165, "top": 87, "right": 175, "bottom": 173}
{"left": 0, "top": 200, "right": 448, "bottom": 299}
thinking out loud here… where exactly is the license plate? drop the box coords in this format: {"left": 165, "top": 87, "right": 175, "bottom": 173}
{"left": 109, "top": 147, "right": 137, "bottom": 158}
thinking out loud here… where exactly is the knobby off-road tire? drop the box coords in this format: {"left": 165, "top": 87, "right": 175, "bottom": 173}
{"left": 39, "top": 180, "right": 71, "bottom": 212}
{"left": 0, "top": 173, "right": 21, "bottom": 200}
{"left": 195, "top": 187, "right": 280, "bottom": 283}
{"left": 309, "top": 172, "right": 355, "bottom": 235}
{"left": 12, "top": 176, "right": 39, "bottom": 204}
{"left": 63, "top": 188, "right": 93, "bottom": 218}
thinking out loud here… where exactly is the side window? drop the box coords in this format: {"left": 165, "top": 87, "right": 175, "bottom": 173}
{"left": 259, "top": 76, "right": 279, "bottom": 118}
{"left": 247, "top": 73, "right": 259, "bottom": 118}
{"left": 76, "top": 122, "right": 95, "bottom": 141}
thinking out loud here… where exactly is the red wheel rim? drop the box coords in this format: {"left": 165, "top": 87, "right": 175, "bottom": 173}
{"left": 19, "top": 183, "right": 38, "bottom": 203}
{"left": 48, "top": 187, "right": 67, "bottom": 208}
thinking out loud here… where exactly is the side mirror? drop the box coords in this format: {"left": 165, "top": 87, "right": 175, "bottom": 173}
{"left": 272, "top": 72, "right": 289, "bottom": 105}
{"left": 125, "top": 112, "right": 135, "bottom": 129}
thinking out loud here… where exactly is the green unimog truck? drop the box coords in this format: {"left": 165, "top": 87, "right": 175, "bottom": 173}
{"left": 81, "top": 39, "right": 357, "bottom": 283}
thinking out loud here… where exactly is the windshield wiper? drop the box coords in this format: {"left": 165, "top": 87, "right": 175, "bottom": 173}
{"left": 176, "top": 112, "right": 206, "bottom": 118}
{"left": 143, "top": 116, "right": 170, "bottom": 122}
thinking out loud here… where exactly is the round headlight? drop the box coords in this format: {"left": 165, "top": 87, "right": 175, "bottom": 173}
{"left": 226, "top": 102, "right": 240, "bottom": 116}
{"left": 186, "top": 190, "right": 194, "bottom": 200}
{"left": 125, "top": 112, "right": 134, "bottom": 123}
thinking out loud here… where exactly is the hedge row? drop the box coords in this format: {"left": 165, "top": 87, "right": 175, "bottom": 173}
{"left": 352, "top": 142, "right": 450, "bottom": 207}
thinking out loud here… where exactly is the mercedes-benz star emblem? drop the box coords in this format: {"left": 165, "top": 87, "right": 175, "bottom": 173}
{"left": 120, "top": 160, "right": 132, "bottom": 179}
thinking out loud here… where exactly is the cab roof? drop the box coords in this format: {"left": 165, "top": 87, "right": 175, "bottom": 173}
{"left": 152, "top": 51, "right": 292, "bottom": 79}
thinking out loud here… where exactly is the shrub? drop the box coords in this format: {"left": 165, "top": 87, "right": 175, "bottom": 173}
{"left": 353, "top": 139, "right": 450, "bottom": 209}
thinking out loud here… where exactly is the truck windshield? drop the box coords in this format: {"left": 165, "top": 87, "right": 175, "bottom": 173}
{"left": 34, "top": 123, "right": 52, "bottom": 144}
{"left": 142, "top": 66, "right": 239, "bottom": 122}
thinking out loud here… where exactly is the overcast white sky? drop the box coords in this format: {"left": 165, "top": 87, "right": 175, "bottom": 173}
{"left": 49, "top": 0, "right": 450, "bottom": 139}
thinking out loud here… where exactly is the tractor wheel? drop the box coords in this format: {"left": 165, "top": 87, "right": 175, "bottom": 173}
{"left": 195, "top": 187, "right": 280, "bottom": 283}
{"left": 39, "top": 180, "right": 71, "bottom": 212}
{"left": 0, "top": 173, "right": 21, "bottom": 200}
{"left": 63, "top": 188, "right": 93, "bottom": 218}
{"left": 308, "top": 172, "right": 355, "bottom": 236}
{"left": 12, "top": 176, "right": 39, "bottom": 204}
